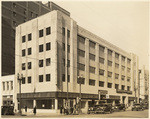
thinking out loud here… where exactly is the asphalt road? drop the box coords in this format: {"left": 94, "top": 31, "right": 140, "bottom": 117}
{"left": 1, "top": 109, "right": 149, "bottom": 118}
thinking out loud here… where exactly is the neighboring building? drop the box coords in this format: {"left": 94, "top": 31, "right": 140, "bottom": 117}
{"left": 15, "top": 10, "right": 139, "bottom": 113}
{"left": 139, "top": 65, "right": 149, "bottom": 102}
{"left": 2, "top": 1, "right": 70, "bottom": 76}
{"left": 1, "top": 75, "right": 15, "bottom": 106}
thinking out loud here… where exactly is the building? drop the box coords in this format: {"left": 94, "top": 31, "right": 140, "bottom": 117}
{"left": 15, "top": 10, "right": 139, "bottom": 113}
{"left": 139, "top": 65, "right": 149, "bottom": 102}
{"left": 2, "top": 1, "right": 70, "bottom": 76}
{"left": 1, "top": 75, "right": 15, "bottom": 106}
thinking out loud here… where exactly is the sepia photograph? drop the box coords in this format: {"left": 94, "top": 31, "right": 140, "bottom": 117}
{"left": 1, "top": 0, "right": 149, "bottom": 118}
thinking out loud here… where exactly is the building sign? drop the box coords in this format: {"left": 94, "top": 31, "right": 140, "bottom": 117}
{"left": 98, "top": 90, "right": 108, "bottom": 95}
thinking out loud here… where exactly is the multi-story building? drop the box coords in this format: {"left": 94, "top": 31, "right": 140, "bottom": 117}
{"left": 2, "top": 1, "right": 69, "bottom": 76}
{"left": 139, "top": 65, "right": 149, "bottom": 102}
{"left": 1, "top": 75, "right": 15, "bottom": 106}
{"left": 15, "top": 10, "right": 139, "bottom": 113}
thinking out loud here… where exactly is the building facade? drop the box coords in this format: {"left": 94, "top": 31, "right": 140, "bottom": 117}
{"left": 2, "top": 1, "right": 69, "bottom": 76}
{"left": 139, "top": 65, "right": 149, "bottom": 102}
{"left": 15, "top": 10, "right": 139, "bottom": 113}
{"left": 1, "top": 75, "right": 15, "bottom": 106}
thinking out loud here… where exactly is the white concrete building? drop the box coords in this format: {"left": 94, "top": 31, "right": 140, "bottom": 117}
{"left": 1, "top": 75, "right": 15, "bottom": 106}
{"left": 15, "top": 10, "right": 139, "bottom": 113}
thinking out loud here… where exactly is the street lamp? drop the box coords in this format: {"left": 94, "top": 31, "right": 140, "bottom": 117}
{"left": 17, "top": 73, "right": 23, "bottom": 115}
{"left": 77, "top": 75, "right": 84, "bottom": 114}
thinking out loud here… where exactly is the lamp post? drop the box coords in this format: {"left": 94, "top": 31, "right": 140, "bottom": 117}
{"left": 78, "top": 75, "right": 83, "bottom": 114}
{"left": 17, "top": 73, "right": 23, "bottom": 115}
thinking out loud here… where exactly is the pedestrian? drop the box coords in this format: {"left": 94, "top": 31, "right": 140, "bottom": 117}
{"left": 60, "top": 105, "right": 63, "bottom": 114}
{"left": 25, "top": 105, "right": 27, "bottom": 112}
{"left": 33, "top": 106, "right": 36, "bottom": 115}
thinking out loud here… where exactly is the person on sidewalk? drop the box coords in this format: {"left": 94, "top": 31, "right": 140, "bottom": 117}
{"left": 33, "top": 106, "right": 36, "bottom": 115}
{"left": 60, "top": 105, "right": 63, "bottom": 114}
{"left": 25, "top": 105, "right": 27, "bottom": 112}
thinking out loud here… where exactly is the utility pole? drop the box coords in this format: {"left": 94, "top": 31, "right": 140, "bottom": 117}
{"left": 17, "top": 73, "right": 23, "bottom": 115}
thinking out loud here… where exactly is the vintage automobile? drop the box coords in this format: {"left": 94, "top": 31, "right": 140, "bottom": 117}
{"left": 113, "top": 104, "right": 126, "bottom": 111}
{"left": 132, "top": 103, "right": 144, "bottom": 111}
{"left": 1, "top": 106, "right": 14, "bottom": 115}
{"left": 87, "top": 106, "right": 97, "bottom": 114}
{"left": 94, "top": 103, "right": 113, "bottom": 114}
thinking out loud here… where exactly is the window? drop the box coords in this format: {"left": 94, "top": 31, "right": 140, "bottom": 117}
{"left": 99, "top": 81, "right": 104, "bottom": 87}
{"left": 89, "top": 66, "right": 95, "bottom": 74}
{"left": 13, "top": 12, "right": 16, "bottom": 17}
{"left": 39, "top": 44, "right": 43, "bottom": 52}
{"left": 99, "top": 69, "right": 104, "bottom": 76}
{"left": 115, "top": 63, "right": 119, "bottom": 68}
{"left": 99, "top": 45, "right": 105, "bottom": 52}
{"left": 78, "top": 63, "right": 85, "bottom": 71}
{"left": 46, "top": 27, "right": 51, "bottom": 35}
{"left": 78, "top": 35, "right": 85, "bottom": 44}
{"left": 39, "top": 29, "right": 43, "bottom": 37}
{"left": 11, "top": 81, "right": 13, "bottom": 90}
{"left": 63, "top": 58, "right": 65, "bottom": 66}
{"left": 28, "top": 48, "right": 32, "bottom": 55}
{"left": 78, "top": 49, "right": 85, "bottom": 57}
{"left": 108, "top": 60, "right": 112, "bottom": 66}
{"left": 62, "top": 43, "right": 65, "bottom": 51}
{"left": 46, "top": 74, "right": 51, "bottom": 81}
{"left": 89, "top": 79, "right": 95, "bottom": 86}
{"left": 67, "top": 75, "right": 70, "bottom": 82}
{"left": 122, "top": 56, "right": 125, "bottom": 62}
{"left": 46, "top": 58, "right": 51, "bottom": 66}
{"left": 127, "top": 68, "right": 130, "bottom": 73}
{"left": 115, "top": 53, "right": 119, "bottom": 59}
{"left": 62, "top": 27, "right": 65, "bottom": 36}
{"left": 115, "top": 73, "right": 119, "bottom": 79}
{"left": 22, "top": 36, "right": 26, "bottom": 43}
{"left": 22, "top": 77, "right": 25, "bottom": 84}
{"left": 121, "top": 85, "right": 125, "bottom": 90}
{"left": 115, "top": 84, "right": 119, "bottom": 90}
{"left": 67, "top": 45, "right": 70, "bottom": 53}
{"left": 62, "top": 74, "right": 65, "bottom": 82}
{"left": 89, "top": 53, "right": 95, "bottom": 61}
{"left": 122, "top": 66, "right": 125, "bottom": 71}
{"left": 67, "top": 60, "right": 70, "bottom": 67}
{"left": 121, "top": 75, "right": 125, "bottom": 80}
{"left": 28, "top": 77, "right": 31, "bottom": 83}
{"left": 46, "top": 42, "right": 51, "bottom": 51}
{"left": 67, "top": 30, "right": 70, "bottom": 38}
{"left": 3, "top": 82, "right": 5, "bottom": 91}
{"left": 27, "top": 33, "right": 31, "bottom": 41}
{"left": 89, "top": 40, "right": 96, "bottom": 48}
{"left": 28, "top": 62, "right": 31, "bottom": 69}
{"left": 22, "top": 63, "right": 25, "bottom": 70}
{"left": 39, "top": 60, "right": 43, "bottom": 67}
{"left": 127, "top": 77, "right": 130, "bottom": 82}
{"left": 39, "top": 75, "right": 43, "bottom": 82}
{"left": 22, "top": 49, "right": 25, "bottom": 56}
{"left": 108, "top": 71, "right": 112, "bottom": 78}
{"left": 127, "top": 86, "right": 130, "bottom": 91}
{"left": 108, "top": 49, "right": 112, "bottom": 56}
{"left": 127, "top": 59, "right": 131, "bottom": 65}
{"left": 99, "top": 57, "right": 104, "bottom": 64}
{"left": 108, "top": 83, "right": 112, "bottom": 88}
{"left": 77, "top": 77, "right": 85, "bottom": 84}
{"left": 7, "top": 82, "right": 9, "bottom": 90}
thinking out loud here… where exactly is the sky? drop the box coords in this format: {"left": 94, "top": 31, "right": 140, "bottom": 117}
{"left": 45, "top": 0, "right": 149, "bottom": 69}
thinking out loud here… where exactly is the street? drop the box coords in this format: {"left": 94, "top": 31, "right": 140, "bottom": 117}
{"left": 1, "top": 109, "right": 149, "bottom": 118}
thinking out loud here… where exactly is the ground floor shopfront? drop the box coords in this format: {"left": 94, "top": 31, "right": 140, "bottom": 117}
{"left": 17, "top": 90, "right": 135, "bottom": 113}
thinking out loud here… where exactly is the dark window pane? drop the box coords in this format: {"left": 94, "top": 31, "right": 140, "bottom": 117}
{"left": 22, "top": 77, "right": 25, "bottom": 84}
{"left": 39, "top": 60, "right": 43, "bottom": 67}
{"left": 99, "top": 81, "right": 104, "bottom": 87}
{"left": 99, "top": 69, "right": 104, "bottom": 76}
{"left": 107, "top": 83, "right": 112, "bottom": 88}
{"left": 39, "top": 44, "right": 43, "bottom": 52}
{"left": 62, "top": 27, "right": 65, "bottom": 36}
{"left": 46, "top": 74, "right": 50, "bottom": 81}
{"left": 89, "top": 66, "right": 95, "bottom": 74}
{"left": 39, "top": 75, "right": 43, "bottom": 82}
{"left": 67, "top": 30, "right": 70, "bottom": 38}
{"left": 89, "top": 53, "right": 95, "bottom": 61}
{"left": 78, "top": 63, "right": 85, "bottom": 71}
{"left": 22, "top": 63, "right": 25, "bottom": 70}
{"left": 89, "top": 79, "right": 95, "bottom": 86}
{"left": 62, "top": 74, "right": 65, "bottom": 82}
{"left": 46, "top": 42, "right": 51, "bottom": 51}
{"left": 28, "top": 33, "right": 32, "bottom": 41}
{"left": 28, "top": 48, "right": 32, "bottom": 55}
{"left": 99, "top": 57, "right": 104, "bottom": 64}
{"left": 28, "top": 77, "right": 31, "bottom": 83}
{"left": 78, "top": 49, "right": 85, "bottom": 57}
{"left": 67, "top": 45, "right": 70, "bottom": 53}
{"left": 46, "top": 27, "right": 51, "bottom": 35}
{"left": 67, "top": 75, "right": 70, "bottom": 82}
{"left": 22, "top": 49, "right": 25, "bottom": 56}
{"left": 22, "top": 35, "right": 26, "bottom": 43}
{"left": 39, "top": 29, "right": 43, "bottom": 37}
{"left": 46, "top": 58, "right": 51, "bottom": 66}
{"left": 28, "top": 62, "right": 31, "bottom": 69}
{"left": 115, "top": 84, "right": 119, "bottom": 89}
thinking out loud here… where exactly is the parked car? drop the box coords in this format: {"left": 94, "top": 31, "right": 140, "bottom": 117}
{"left": 87, "top": 106, "right": 97, "bottom": 114}
{"left": 132, "top": 103, "right": 144, "bottom": 111}
{"left": 141, "top": 103, "right": 149, "bottom": 109}
{"left": 114, "top": 104, "right": 126, "bottom": 111}
{"left": 1, "top": 106, "right": 14, "bottom": 115}
{"left": 94, "top": 103, "right": 113, "bottom": 114}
